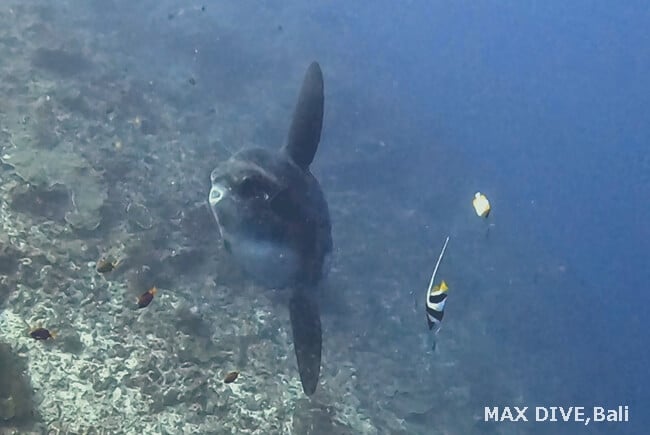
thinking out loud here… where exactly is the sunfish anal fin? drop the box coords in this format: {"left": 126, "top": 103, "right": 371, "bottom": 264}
{"left": 289, "top": 288, "right": 322, "bottom": 395}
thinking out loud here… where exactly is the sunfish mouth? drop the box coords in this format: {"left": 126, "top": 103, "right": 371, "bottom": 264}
{"left": 208, "top": 184, "right": 227, "bottom": 207}
{"left": 208, "top": 184, "right": 227, "bottom": 241}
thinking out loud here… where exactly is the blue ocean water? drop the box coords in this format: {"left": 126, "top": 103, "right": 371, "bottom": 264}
{"left": 297, "top": 1, "right": 649, "bottom": 433}
{"left": 333, "top": 1, "right": 649, "bottom": 434}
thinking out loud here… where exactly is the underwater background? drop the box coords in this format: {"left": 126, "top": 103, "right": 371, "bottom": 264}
{"left": 0, "top": 1, "right": 647, "bottom": 434}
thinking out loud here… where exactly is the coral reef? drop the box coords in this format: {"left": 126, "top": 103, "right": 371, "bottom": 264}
{"left": 31, "top": 47, "right": 92, "bottom": 78}
{"left": 9, "top": 183, "right": 71, "bottom": 222}
{"left": 0, "top": 341, "right": 34, "bottom": 423}
{"left": 125, "top": 201, "right": 154, "bottom": 231}
{"left": 1, "top": 141, "right": 107, "bottom": 231}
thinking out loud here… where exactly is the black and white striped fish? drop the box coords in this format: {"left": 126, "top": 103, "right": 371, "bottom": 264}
{"left": 426, "top": 280, "right": 449, "bottom": 331}
{"left": 424, "top": 236, "right": 450, "bottom": 332}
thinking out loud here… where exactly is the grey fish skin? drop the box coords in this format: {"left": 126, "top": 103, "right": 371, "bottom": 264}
{"left": 284, "top": 62, "right": 324, "bottom": 170}
{"left": 208, "top": 62, "right": 332, "bottom": 395}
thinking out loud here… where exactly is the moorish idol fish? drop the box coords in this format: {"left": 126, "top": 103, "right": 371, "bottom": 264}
{"left": 426, "top": 280, "right": 449, "bottom": 332}
{"left": 425, "top": 236, "right": 450, "bottom": 332}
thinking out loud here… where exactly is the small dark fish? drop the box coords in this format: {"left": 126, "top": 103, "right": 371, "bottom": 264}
{"left": 30, "top": 327, "right": 55, "bottom": 340}
{"left": 137, "top": 286, "right": 157, "bottom": 309}
{"left": 188, "top": 77, "right": 196, "bottom": 86}
{"left": 223, "top": 371, "right": 239, "bottom": 383}
{"left": 96, "top": 258, "right": 119, "bottom": 274}
{"left": 201, "top": 5, "right": 206, "bottom": 12}
{"left": 277, "top": 24, "right": 283, "bottom": 32}
{"left": 168, "top": 13, "right": 175, "bottom": 20}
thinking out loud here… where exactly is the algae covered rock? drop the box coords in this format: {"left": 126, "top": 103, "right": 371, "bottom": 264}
{"left": 0, "top": 342, "right": 34, "bottom": 422}
{"left": 1, "top": 140, "right": 107, "bottom": 231}
{"left": 9, "top": 182, "right": 71, "bottom": 222}
{"left": 0, "top": 241, "right": 24, "bottom": 307}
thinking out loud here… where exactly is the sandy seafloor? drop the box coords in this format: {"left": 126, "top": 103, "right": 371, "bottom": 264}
{"left": 0, "top": 2, "right": 562, "bottom": 434}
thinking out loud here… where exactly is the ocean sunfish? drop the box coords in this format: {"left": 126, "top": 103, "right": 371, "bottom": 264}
{"left": 208, "top": 62, "right": 332, "bottom": 395}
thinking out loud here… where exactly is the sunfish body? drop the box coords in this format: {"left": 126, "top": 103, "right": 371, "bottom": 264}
{"left": 208, "top": 62, "right": 332, "bottom": 395}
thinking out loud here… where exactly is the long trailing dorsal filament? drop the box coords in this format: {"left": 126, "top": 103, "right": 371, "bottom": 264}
{"left": 427, "top": 235, "right": 450, "bottom": 291}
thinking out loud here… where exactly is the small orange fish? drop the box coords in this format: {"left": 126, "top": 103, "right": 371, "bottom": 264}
{"left": 137, "top": 286, "right": 157, "bottom": 309}
{"left": 223, "top": 371, "right": 239, "bottom": 383}
{"left": 30, "top": 327, "right": 55, "bottom": 340}
{"left": 96, "top": 258, "right": 120, "bottom": 274}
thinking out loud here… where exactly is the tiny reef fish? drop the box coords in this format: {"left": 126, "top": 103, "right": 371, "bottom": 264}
{"left": 137, "top": 286, "right": 157, "bottom": 309}
{"left": 223, "top": 371, "right": 239, "bottom": 383}
{"left": 30, "top": 327, "right": 55, "bottom": 340}
{"left": 96, "top": 258, "right": 120, "bottom": 274}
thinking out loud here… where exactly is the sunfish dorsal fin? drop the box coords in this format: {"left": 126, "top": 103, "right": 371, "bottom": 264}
{"left": 284, "top": 62, "right": 324, "bottom": 170}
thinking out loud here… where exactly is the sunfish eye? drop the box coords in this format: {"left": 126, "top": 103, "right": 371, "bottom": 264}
{"left": 238, "top": 176, "right": 268, "bottom": 199}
